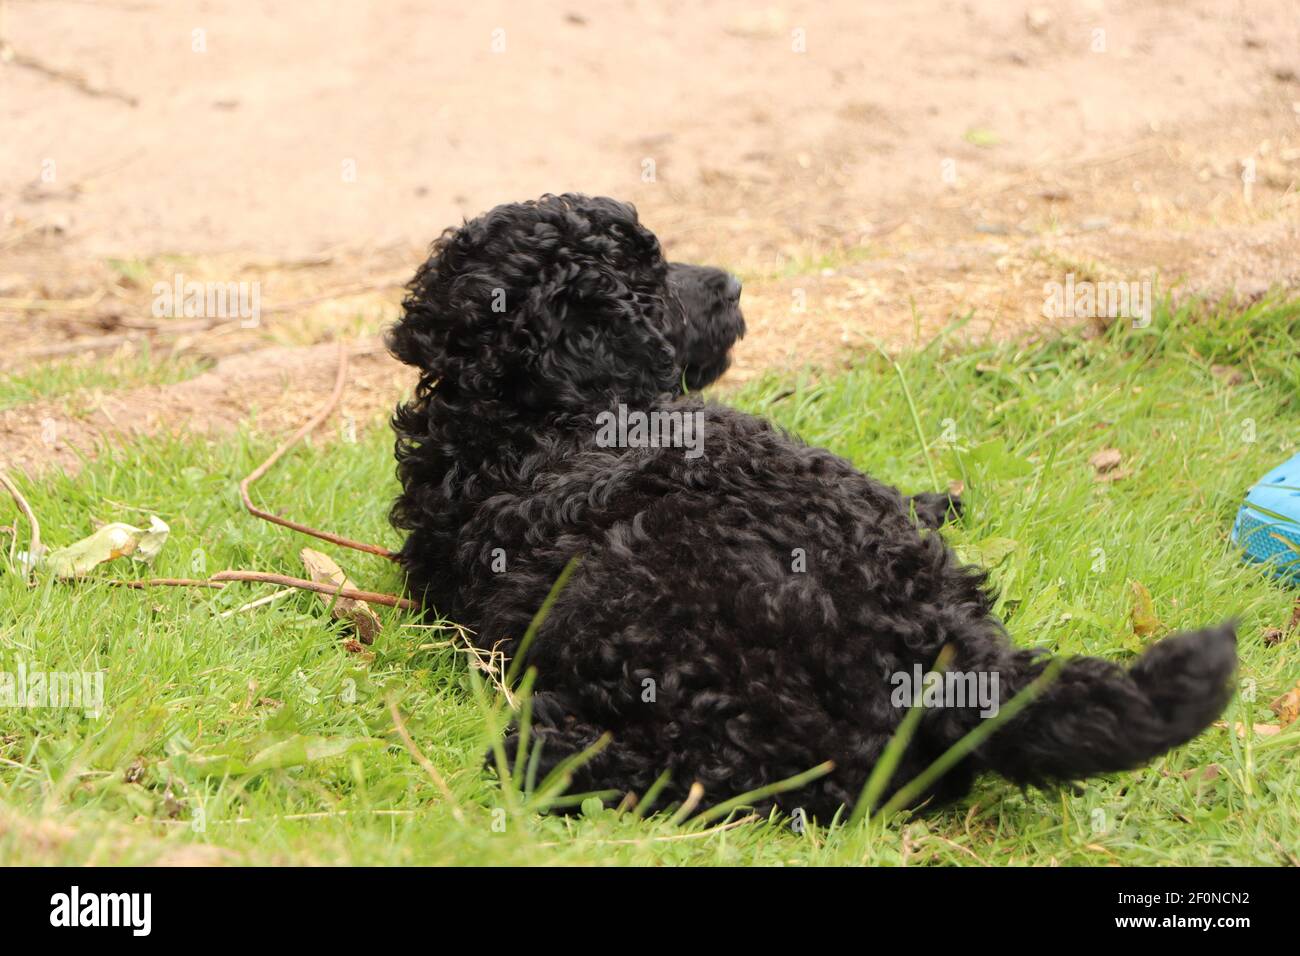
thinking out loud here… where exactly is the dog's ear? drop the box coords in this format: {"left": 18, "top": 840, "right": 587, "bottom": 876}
{"left": 525, "top": 255, "right": 678, "bottom": 413}
{"left": 388, "top": 195, "right": 678, "bottom": 452}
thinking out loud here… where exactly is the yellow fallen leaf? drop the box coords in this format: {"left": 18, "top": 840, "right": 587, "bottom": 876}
{"left": 1128, "top": 580, "right": 1162, "bottom": 641}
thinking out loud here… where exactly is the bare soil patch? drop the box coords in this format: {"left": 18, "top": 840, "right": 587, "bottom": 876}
{"left": 2, "top": 0, "right": 1297, "bottom": 473}
{"left": 0, "top": 340, "right": 412, "bottom": 476}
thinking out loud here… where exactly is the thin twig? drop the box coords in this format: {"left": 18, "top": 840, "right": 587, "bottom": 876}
{"left": 930, "top": 832, "right": 988, "bottom": 865}
{"left": 109, "top": 577, "right": 225, "bottom": 590}
{"left": 406, "top": 622, "right": 515, "bottom": 707}
{"left": 1, "top": 41, "right": 138, "bottom": 106}
{"left": 154, "top": 808, "right": 418, "bottom": 826}
{"left": 0, "top": 468, "right": 40, "bottom": 583}
{"left": 108, "top": 573, "right": 415, "bottom": 609}
{"left": 1267, "top": 835, "right": 1300, "bottom": 868}
{"left": 0, "top": 758, "right": 41, "bottom": 782}
{"left": 211, "top": 570, "right": 415, "bottom": 609}
{"left": 388, "top": 698, "right": 466, "bottom": 823}
{"left": 239, "top": 339, "right": 398, "bottom": 561}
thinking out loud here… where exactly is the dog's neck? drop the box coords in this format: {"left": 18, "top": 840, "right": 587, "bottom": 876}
{"left": 398, "top": 391, "right": 594, "bottom": 494}
{"left": 404, "top": 386, "right": 688, "bottom": 495}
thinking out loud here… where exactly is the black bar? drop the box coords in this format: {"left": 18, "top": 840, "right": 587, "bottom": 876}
{"left": 1, "top": 866, "right": 1284, "bottom": 939}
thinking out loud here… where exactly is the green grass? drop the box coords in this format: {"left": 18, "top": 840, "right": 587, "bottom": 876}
{"left": 0, "top": 348, "right": 207, "bottom": 413}
{"left": 1, "top": 298, "right": 1298, "bottom": 865}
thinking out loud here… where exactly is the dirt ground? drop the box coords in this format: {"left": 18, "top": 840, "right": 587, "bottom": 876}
{"left": 2, "top": 0, "right": 1298, "bottom": 475}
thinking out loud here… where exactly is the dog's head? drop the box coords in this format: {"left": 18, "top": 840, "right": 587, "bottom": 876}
{"left": 388, "top": 194, "right": 744, "bottom": 449}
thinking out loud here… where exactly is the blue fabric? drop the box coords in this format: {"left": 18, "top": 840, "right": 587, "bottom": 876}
{"left": 1232, "top": 451, "right": 1300, "bottom": 583}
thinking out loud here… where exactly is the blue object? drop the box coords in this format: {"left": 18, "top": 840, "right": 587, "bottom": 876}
{"left": 1232, "top": 451, "right": 1300, "bottom": 584}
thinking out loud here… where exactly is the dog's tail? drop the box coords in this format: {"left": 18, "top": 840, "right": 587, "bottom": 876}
{"left": 978, "top": 622, "right": 1237, "bottom": 784}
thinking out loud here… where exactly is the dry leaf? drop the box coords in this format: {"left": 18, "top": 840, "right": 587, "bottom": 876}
{"left": 1128, "top": 580, "right": 1162, "bottom": 641}
{"left": 1215, "top": 721, "right": 1283, "bottom": 738}
{"left": 1089, "top": 448, "right": 1123, "bottom": 473}
{"left": 1269, "top": 681, "right": 1300, "bottom": 727}
{"left": 1089, "top": 448, "right": 1130, "bottom": 482}
{"left": 43, "top": 516, "right": 170, "bottom": 579}
{"left": 300, "top": 547, "right": 382, "bottom": 644}
{"left": 133, "top": 515, "right": 170, "bottom": 562}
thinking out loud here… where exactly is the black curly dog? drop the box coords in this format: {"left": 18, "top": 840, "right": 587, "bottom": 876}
{"left": 387, "top": 194, "right": 1237, "bottom": 821}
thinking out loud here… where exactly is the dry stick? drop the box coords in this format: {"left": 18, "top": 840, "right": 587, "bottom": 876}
{"left": 407, "top": 623, "right": 516, "bottom": 706}
{"left": 210, "top": 571, "right": 415, "bottom": 609}
{"left": 154, "top": 809, "right": 419, "bottom": 826}
{"left": 111, "top": 573, "right": 415, "bottom": 610}
{"left": 387, "top": 698, "right": 466, "bottom": 823}
{"left": 111, "top": 577, "right": 224, "bottom": 590}
{"left": 113, "top": 572, "right": 416, "bottom": 608}
{"left": 238, "top": 339, "right": 398, "bottom": 561}
{"left": 0, "top": 41, "right": 138, "bottom": 106}
{"left": 0, "top": 468, "right": 40, "bottom": 583}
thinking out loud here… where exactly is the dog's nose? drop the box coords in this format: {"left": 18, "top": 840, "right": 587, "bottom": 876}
{"left": 724, "top": 274, "right": 743, "bottom": 302}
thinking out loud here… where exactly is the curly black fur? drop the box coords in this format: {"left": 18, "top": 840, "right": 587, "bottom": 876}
{"left": 388, "top": 193, "right": 1237, "bottom": 821}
